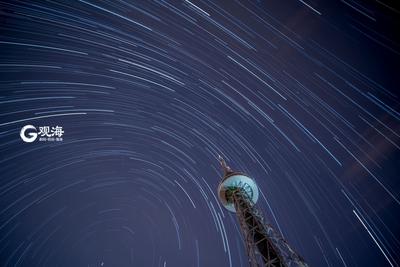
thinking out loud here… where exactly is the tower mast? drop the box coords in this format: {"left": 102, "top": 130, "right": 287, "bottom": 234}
{"left": 217, "top": 156, "right": 308, "bottom": 267}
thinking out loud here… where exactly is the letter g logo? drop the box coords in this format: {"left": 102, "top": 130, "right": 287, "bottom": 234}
{"left": 20, "top": 125, "right": 37, "bottom": 143}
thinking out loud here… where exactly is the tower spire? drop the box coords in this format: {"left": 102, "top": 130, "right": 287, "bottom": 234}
{"left": 218, "top": 155, "right": 232, "bottom": 176}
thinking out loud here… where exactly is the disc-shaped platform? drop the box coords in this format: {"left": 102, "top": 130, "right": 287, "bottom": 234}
{"left": 218, "top": 174, "right": 259, "bottom": 212}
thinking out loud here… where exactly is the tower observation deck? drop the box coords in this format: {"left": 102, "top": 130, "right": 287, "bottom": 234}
{"left": 217, "top": 156, "right": 309, "bottom": 267}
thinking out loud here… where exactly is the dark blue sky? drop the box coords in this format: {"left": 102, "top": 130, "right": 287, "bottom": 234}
{"left": 1, "top": 1, "right": 399, "bottom": 266}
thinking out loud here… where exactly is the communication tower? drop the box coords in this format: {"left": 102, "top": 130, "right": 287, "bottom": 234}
{"left": 217, "top": 156, "right": 308, "bottom": 267}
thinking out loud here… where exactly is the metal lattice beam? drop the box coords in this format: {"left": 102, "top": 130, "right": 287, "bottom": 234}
{"left": 233, "top": 189, "right": 286, "bottom": 267}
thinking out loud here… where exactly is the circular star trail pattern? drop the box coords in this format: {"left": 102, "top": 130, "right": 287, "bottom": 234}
{"left": 1, "top": 1, "right": 399, "bottom": 266}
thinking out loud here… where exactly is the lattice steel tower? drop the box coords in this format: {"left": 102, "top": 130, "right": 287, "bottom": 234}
{"left": 217, "top": 156, "right": 309, "bottom": 267}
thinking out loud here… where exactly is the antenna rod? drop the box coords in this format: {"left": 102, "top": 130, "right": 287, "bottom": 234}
{"left": 218, "top": 155, "right": 232, "bottom": 176}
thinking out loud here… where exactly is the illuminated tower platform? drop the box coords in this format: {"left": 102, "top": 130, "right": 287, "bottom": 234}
{"left": 217, "top": 156, "right": 308, "bottom": 267}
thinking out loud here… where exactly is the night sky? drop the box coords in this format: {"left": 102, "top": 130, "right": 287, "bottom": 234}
{"left": 1, "top": 1, "right": 399, "bottom": 266}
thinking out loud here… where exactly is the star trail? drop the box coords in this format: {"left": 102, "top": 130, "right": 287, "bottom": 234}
{"left": 0, "top": 0, "right": 399, "bottom": 266}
